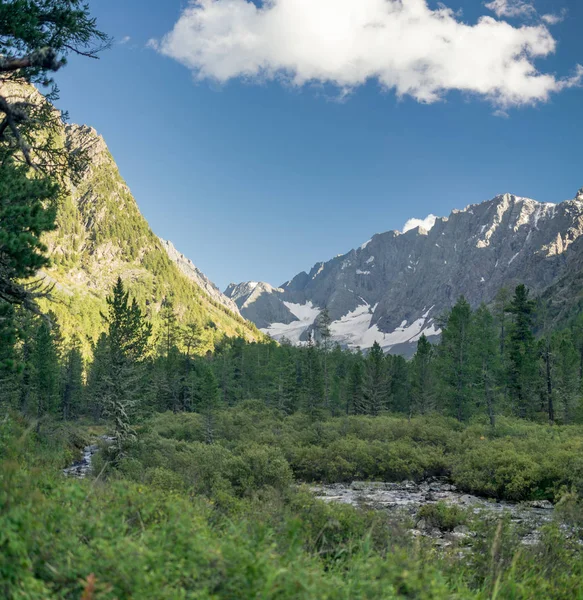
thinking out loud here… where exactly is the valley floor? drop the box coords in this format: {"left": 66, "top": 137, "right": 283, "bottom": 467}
{"left": 4, "top": 408, "right": 583, "bottom": 599}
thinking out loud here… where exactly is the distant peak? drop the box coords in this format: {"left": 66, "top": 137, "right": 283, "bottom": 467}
{"left": 402, "top": 214, "right": 438, "bottom": 234}
{"left": 576, "top": 187, "right": 583, "bottom": 201}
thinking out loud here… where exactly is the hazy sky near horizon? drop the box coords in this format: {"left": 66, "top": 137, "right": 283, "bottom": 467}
{"left": 55, "top": 0, "right": 582, "bottom": 291}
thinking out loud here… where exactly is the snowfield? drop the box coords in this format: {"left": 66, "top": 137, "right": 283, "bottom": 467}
{"left": 262, "top": 301, "right": 441, "bottom": 351}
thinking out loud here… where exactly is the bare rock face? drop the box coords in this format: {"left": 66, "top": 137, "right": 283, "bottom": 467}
{"left": 223, "top": 282, "right": 294, "bottom": 329}
{"left": 226, "top": 189, "right": 583, "bottom": 356}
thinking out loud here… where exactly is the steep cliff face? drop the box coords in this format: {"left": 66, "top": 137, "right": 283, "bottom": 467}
{"left": 226, "top": 191, "right": 583, "bottom": 355}
{"left": 36, "top": 119, "right": 262, "bottom": 349}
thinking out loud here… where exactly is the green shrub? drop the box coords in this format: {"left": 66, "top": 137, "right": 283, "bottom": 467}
{"left": 417, "top": 502, "right": 468, "bottom": 531}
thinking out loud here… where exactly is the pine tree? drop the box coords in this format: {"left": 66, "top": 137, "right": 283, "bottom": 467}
{"left": 348, "top": 358, "right": 365, "bottom": 415}
{"left": 0, "top": 302, "right": 18, "bottom": 374}
{"left": 388, "top": 354, "right": 410, "bottom": 414}
{"left": 317, "top": 308, "right": 332, "bottom": 408}
{"left": 363, "top": 341, "right": 389, "bottom": 415}
{"left": 32, "top": 319, "right": 60, "bottom": 424}
{"left": 551, "top": 330, "right": 580, "bottom": 423}
{"left": 506, "top": 285, "right": 537, "bottom": 418}
{"left": 437, "top": 296, "right": 473, "bottom": 421}
{"left": 199, "top": 364, "right": 220, "bottom": 444}
{"left": 16, "top": 311, "right": 36, "bottom": 414}
{"left": 470, "top": 305, "right": 500, "bottom": 427}
{"left": 303, "top": 339, "right": 325, "bottom": 420}
{"left": 494, "top": 287, "right": 512, "bottom": 358}
{"left": 61, "top": 338, "right": 83, "bottom": 420}
{"left": 410, "top": 334, "right": 435, "bottom": 416}
{"left": 177, "top": 323, "right": 202, "bottom": 412}
{"left": 329, "top": 345, "right": 348, "bottom": 417}
{"left": 101, "top": 277, "right": 151, "bottom": 453}
{"left": 86, "top": 333, "right": 109, "bottom": 421}
{"left": 156, "top": 298, "right": 182, "bottom": 412}
{"left": 572, "top": 313, "right": 583, "bottom": 381}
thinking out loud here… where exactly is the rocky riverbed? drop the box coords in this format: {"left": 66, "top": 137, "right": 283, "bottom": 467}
{"left": 311, "top": 478, "right": 555, "bottom": 546}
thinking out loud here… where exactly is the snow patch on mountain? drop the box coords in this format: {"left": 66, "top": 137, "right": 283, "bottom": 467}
{"left": 312, "top": 264, "right": 325, "bottom": 279}
{"left": 330, "top": 304, "right": 376, "bottom": 348}
{"left": 261, "top": 301, "right": 320, "bottom": 344}
{"left": 362, "top": 318, "right": 442, "bottom": 351}
{"left": 328, "top": 303, "right": 440, "bottom": 352}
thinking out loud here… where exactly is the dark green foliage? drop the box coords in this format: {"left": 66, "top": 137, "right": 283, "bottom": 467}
{"left": 417, "top": 501, "right": 467, "bottom": 531}
{"left": 0, "top": 0, "right": 107, "bottom": 312}
{"left": 551, "top": 330, "right": 580, "bottom": 423}
{"left": 303, "top": 339, "right": 325, "bottom": 420}
{"left": 100, "top": 278, "right": 151, "bottom": 452}
{"left": 437, "top": 296, "right": 473, "bottom": 421}
{"left": 0, "top": 161, "right": 58, "bottom": 309}
{"left": 363, "top": 341, "right": 389, "bottom": 415}
{"left": 410, "top": 334, "right": 435, "bottom": 415}
{"left": 507, "top": 285, "right": 538, "bottom": 418}
{"left": 60, "top": 338, "right": 83, "bottom": 420}
{"left": 31, "top": 319, "right": 60, "bottom": 421}
{"left": 317, "top": 308, "right": 332, "bottom": 408}
{"left": 348, "top": 357, "right": 365, "bottom": 415}
{"left": 199, "top": 363, "right": 220, "bottom": 443}
{"left": 0, "top": 302, "right": 18, "bottom": 372}
{"left": 470, "top": 305, "right": 501, "bottom": 427}
{"left": 85, "top": 332, "right": 108, "bottom": 420}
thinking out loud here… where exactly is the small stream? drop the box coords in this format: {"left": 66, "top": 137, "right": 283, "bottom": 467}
{"left": 62, "top": 436, "right": 115, "bottom": 478}
{"left": 311, "top": 478, "right": 555, "bottom": 546}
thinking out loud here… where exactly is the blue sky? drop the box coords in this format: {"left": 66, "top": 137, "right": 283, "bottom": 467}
{"left": 54, "top": 0, "right": 582, "bottom": 291}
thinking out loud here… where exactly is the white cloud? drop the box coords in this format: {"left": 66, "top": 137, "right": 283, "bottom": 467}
{"left": 153, "top": 0, "right": 581, "bottom": 109}
{"left": 119, "top": 35, "right": 132, "bottom": 45}
{"left": 403, "top": 214, "right": 437, "bottom": 233}
{"left": 485, "top": 1, "right": 566, "bottom": 26}
{"left": 484, "top": 0, "right": 536, "bottom": 19}
{"left": 541, "top": 10, "right": 567, "bottom": 25}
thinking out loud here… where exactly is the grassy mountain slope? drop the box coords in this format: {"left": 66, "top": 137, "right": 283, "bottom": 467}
{"left": 34, "top": 118, "right": 262, "bottom": 352}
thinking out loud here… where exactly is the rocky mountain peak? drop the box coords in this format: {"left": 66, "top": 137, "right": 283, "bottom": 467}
{"left": 576, "top": 187, "right": 583, "bottom": 201}
{"left": 228, "top": 190, "right": 583, "bottom": 356}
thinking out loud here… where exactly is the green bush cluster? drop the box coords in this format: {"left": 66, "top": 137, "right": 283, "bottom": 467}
{"left": 139, "top": 408, "right": 583, "bottom": 502}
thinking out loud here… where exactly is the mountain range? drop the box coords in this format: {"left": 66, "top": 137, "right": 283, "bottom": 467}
{"left": 224, "top": 189, "right": 583, "bottom": 356}
{"left": 11, "top": 81, "right": 583, "bottom": 358}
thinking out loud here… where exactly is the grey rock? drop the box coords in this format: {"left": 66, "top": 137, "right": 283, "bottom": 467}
{"left": 311, "top": 480, "right": 555, "bottom": 547}
{"left": 224, "top": 281, "right": 293, "bottom": 329}
{"left": 453, "top": 525, "right": 470, "bottom": 535}
{"left": 229, "top": 189, "right": 583, "bottom": 355}
{"left": 526, "top": 500, "right": 554, "bottom": 510}
{"left": 459, "top": 495, "right": 479, "bottom": 505}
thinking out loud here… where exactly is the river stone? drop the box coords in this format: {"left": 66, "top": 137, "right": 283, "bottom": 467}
{"left": 527, "top": 500, "right": 553, "bottom": 510}
{"left": 453, "top": 525, "right": 471, "bottom": 535}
